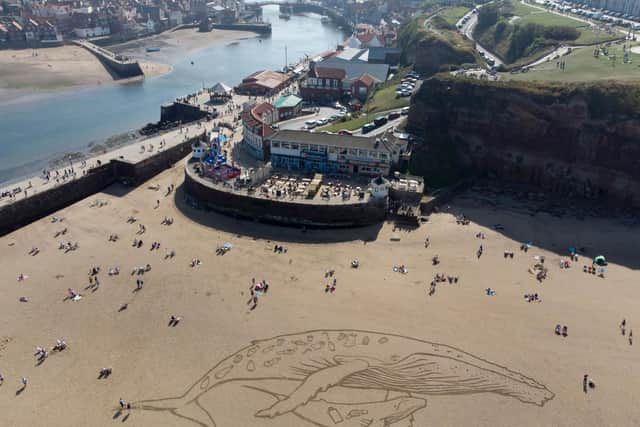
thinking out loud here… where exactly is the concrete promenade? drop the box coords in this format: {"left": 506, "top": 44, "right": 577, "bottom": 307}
{"left": 0, "top": 119, "right": 210, "bottom": 207}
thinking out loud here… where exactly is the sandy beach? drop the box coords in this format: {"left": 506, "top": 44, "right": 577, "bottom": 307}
{"left": 0, "top": 28, "right": 254, "bottom": 103}
{"left": 0, "top": 159, "right": 639, "bottom": 426}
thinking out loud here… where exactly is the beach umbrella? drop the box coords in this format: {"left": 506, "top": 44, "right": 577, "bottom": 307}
{"left": 594, "top": 255, "right": 607, "bottom": 266}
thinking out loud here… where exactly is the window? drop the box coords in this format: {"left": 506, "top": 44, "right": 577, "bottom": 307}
{"left": 271, "top": 141, "right": 280, "bottom": 148}
{"left": 379, "top": 153, "right": 387, "bottom": 159}
{"left": 281, "top": 142, "right": 290, "bottom": 149}
{"left": 299, "top": 144, "right": 309, "bottom": 150}
{"left": 358, "top": 149, "right": 367, "bottom": 156}
{"left": 310, "top": 144, "right": 319, "bottom": 151}
{"left": 369, "top": 151, "right": 378, "bottom": 158}
{"left": 348, "top": 149, "right": 357, "bottom": 155}
{"left": 328, "top": 147, "right": 337, "bottom": 154}
{"left": 291, "top": 144, "right": 299, "bottom": 150}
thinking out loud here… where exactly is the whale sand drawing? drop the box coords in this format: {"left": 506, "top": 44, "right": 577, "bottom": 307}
{"left": 133, "top": 329, "right": 554, "bottom": 426}
{"left": 243, "top": 384, "right": 427, "bottom": 427}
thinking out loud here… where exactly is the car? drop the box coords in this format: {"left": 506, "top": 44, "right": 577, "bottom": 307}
{"left": 305, "top": 119, "right": 317, "bottom": 127}
{"left": 337, "top": 111, "right": 346, "bottom": 118}
{"left": 362, "top": 123, "right": 376, "bottom": 134}
{"left": 400, "top": 91, "right": 412, "bottom": 97}
{"left": 316, "top": 118, "right": 329, "bottom": 125}
{"left": 271, "top": 123, "right": 280, "bottom": 130}
{"left": 401, "top": 107, "right": 410, "bottom": 115}
{"left": 338, "top": 129, "right": 353, "bottom": 135}
{"left": 329, "top": 114, "right": 339, "bottom": 121}
{"left": 388, "top": 111, "right": 400, "bottom": 120}
{"left": 374, "top": 116, "right": 388, "bottom": 127}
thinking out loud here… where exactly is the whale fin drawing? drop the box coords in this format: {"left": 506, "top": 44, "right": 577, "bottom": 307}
{"left": 255, "top": 357, "right": 370, "bottom": 418}
{"left": 136, "top": 396, "right": 216, "bottom": 427}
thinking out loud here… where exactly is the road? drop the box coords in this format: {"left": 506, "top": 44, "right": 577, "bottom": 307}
{"left": 457, "top": 7, "right": 504, "bottom": 68}
{"left": 279, "top": 107, "right": 343, "bottom": 131}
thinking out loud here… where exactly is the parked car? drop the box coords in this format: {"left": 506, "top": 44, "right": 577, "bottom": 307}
{"left": 317, "top": 118, "right": 329, "bottom": 125}
{"left": 374, "top": 116, "right": 388, "bottom": 127}
{"left": 338, "top": 129, "right": 353, "bottom": 135}
{"left": 401, "top": 106, "right": 410, "bottom": 115}
{"left": 399, "top": 91, "right": 412, "bottom": 97}
{"left": 304, "top": 119, "right": 317, "bottom": 128}
{"left": 388, "top": 111, "right": 400, "bottom": 120}
{"left": 362, "top": 123, "right": 376, "bottom": 134}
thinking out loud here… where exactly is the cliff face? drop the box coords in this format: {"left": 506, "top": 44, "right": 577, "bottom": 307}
{"left": 408, "top": 76, "right": 640, "bottom": 206}
{"left": 408, "top": 34, "right": 476, "bottom": 77}
{"left": 398, "top": 19, "right": 476, "bottom": 77}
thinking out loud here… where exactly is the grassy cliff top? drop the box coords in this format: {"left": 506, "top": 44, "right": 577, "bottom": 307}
{"left": 424, "top": 73, "right": 640, "bottom": 118}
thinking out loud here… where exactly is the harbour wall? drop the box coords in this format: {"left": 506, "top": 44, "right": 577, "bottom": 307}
{"left": 209, "top": 23, "right": 272, "bottom": 34}
{"left": 0, "top": 137, "right": 197, "bottom": 237}
{"left": 160, "top": 102, "right": 210, "bottom": 123}
{"left": 183, "top": 168, "right": 387, "bottom": 228}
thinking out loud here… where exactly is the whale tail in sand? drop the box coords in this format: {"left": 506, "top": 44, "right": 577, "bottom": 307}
{"left": 133, "top": 395, "right": 216, "bottom": 427}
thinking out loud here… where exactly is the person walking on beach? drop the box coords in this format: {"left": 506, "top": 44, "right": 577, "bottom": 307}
{"left": 119, "top": 398, "right": 125, "bottom": 409}
{"left": 630, "top": 330, "right": 633, "bottom": 346}
{"left": 583, "top": 374, "right": 588, "bottom": 393}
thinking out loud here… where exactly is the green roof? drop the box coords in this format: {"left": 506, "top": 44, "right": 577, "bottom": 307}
{"left": 273, "top": 94, "right": 302, "bottom": 108}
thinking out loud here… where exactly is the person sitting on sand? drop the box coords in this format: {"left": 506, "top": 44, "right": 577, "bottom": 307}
{"left": 54, "top": 339, "right": 66, "bottom": 351}
{"left": 562, "top": 325, "right": 568, "bottom": 337}
{"left": 555, "top": 324, "right": 562, "bottom": 335}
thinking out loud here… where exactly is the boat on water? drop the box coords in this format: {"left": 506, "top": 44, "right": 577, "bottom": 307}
{"left": 279, "top": 12, "right": 291, "bottom": 20}
{"left": 146, "top": 47, "right": 160, "bottom": 53}
{"left": 321, "top": 15, "right": 330, "bottom": 23}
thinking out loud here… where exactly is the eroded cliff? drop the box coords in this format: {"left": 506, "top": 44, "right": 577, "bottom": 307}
{"left": 407, "top": 76, "right": 640, "bottom": 206}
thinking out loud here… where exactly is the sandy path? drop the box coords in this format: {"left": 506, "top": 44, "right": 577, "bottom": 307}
{"left": 0, "top": 168, "right": 639, "bottom": 426}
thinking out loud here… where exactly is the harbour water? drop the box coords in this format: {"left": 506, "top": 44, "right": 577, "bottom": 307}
{"left": 0, "top": 5, "right": 346, "bottom": 184}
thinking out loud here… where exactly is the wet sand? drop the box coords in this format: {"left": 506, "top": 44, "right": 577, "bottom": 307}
{"left": 0, "top": 29, "right": 254, "bottom": 103}
{"left": 0, "top": 163, "right": 639, "bottom": 426}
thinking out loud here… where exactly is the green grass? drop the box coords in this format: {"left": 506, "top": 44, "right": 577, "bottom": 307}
{"left": 438, "top": 7, "right": 471, "bottom": 26}
{"left": 363, "top": 84, "right": 410, "bottom": 113}
{"left": 511, "top": 1, "right": 582, "bottom": 27}
{"left": 574, "top": 26, "right": 621, "bottom": 45}
{"left": 501, "top": 44, "right": 640, "bottom": 82}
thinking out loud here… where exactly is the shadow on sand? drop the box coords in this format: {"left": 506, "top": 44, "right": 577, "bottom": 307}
{"left": 444, "top": 192, "right": 640, "bottom": 270}
{"left": 173, "top": 184, "right": 384, "bottom": 244}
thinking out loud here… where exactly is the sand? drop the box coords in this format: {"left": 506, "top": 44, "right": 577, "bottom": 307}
{"left": 0, "top": 28, "right": 254, "bottom": 103}
{"left": 0, "top": 162, "right": 639, "bottom": 426}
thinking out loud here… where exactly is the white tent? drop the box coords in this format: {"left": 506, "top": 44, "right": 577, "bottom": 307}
{"left": 210, "top": 82, "right": 232, "bottom": 96}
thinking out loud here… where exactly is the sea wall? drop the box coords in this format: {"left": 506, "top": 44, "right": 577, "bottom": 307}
{"left": 183, "top": 169, "right": 387, "bottom": 228}
{"left": 408, "top": 76, "right": 640, "bottom": 207}
{"left": 0, "top": 137, "right": 199, "bottom": 237}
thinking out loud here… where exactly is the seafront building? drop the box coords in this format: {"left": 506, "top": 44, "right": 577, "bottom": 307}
{"left": 241, "top": 102, "right": 278, "bottom": 160}
{"left": 266, "top": 129, "right": 408, "bottom": 176}
{"left": 235, "top": 70, "right": 291, "bottom": 96}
